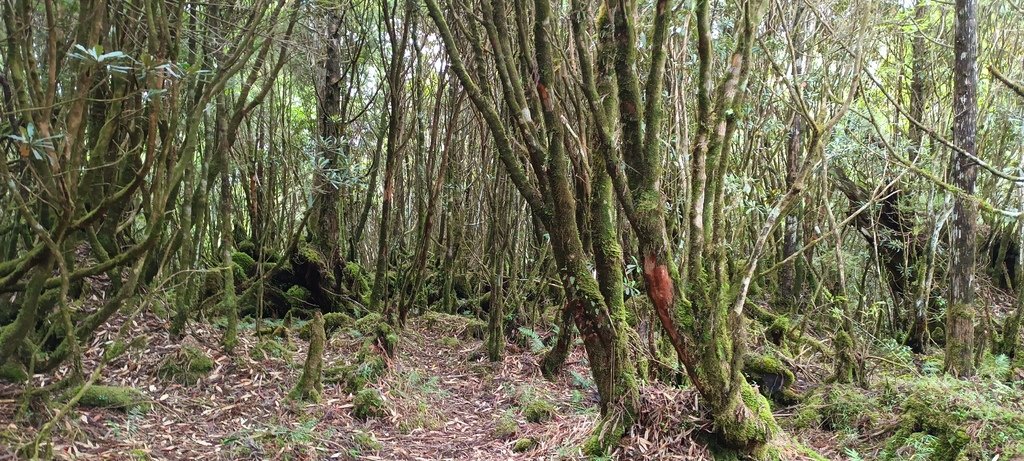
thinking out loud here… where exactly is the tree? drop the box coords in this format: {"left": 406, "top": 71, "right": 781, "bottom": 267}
{"left": 945, "top": 0, "right": 980, "bottom": 377}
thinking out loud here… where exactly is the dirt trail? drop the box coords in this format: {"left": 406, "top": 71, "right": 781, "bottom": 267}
{"left": 362, "top": 322, "right": 598, "bottom": 460}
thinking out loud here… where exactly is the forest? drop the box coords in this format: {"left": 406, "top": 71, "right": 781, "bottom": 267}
{"left": 1, "top": 0, "right": 1023, "bottom": 458}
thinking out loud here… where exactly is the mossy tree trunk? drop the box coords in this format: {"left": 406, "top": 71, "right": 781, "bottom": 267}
{"left": 485, "top": 166, "right": 510, "bottom": 362}
{"left": 290, "top": 310, "right": 325, "bottom": 401}
{"left": 310, "top": 11, "right": 345, "bottom": 291}
{"left": 945, "top": 0, "right": 979, "bottom": 378}
{"left": 424, "top": 0, "right": 642, "bottom": 451}
{"left": 578, "top": 0, "right": 790, "bottom": 452}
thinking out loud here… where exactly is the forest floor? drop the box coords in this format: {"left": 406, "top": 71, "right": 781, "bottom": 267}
{"left": 0, "top": 305, "right": 612, "bottom": 460}
{"left": 4, "top": 288, "right": 1024, "bottom": 460}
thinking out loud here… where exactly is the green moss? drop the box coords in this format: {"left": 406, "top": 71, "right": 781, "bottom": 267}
{"left": 766, "top": 316, "right": 791, "bottom": 345}
{"left": 285, "top": 285, "right": 312, "bottom": 309}
{"left": 294, "top": 243, "right": 335, "bottom": 284}
{"left": 821, "top": 384, "right": 877, "bottom": 432}
{"left": 73, "top": 385, "right": 151, "bottom": 413}
{"left": 512, "top": 437, "right": 537, "bottom": 453}
{"left": 325, "top": 343, "right": 387, "bottom": 394}
{"left": 232, "top": 251, "right": 257, "bottom": 277}
{"left": 353, "top": 388, "right": 386, "bottom": 420}
{"left": 253, "top": 339, "right": 291, "bottom": 360}
{"left": 354, "top": 313, "right": 398, "bottom": 356}
{"left": 0, "top": 362, "right": 28, "bottom": 383}
{"left": 422, "top": 311, "right": 486, "bottom": 339}
{"left": 791, "top": 391, "right": 824, "bottom": 430}
{"left": 201, "top": 270, "right": 223, "bottom": 297}
{"left": 298, "top": 312, "right": 353, "bottom": 340}
{"left": 440, "top": 336, "right": 461, "bottom": 348}
{"left": 290, "top": 311, "right": 326, "bottom": 402}
{"left": 582, "top": 412, "right": 630, "bottom": 457}
{"left": 743, "top": 352, "right": 799, "bottom": 404}
{"left": 523, "top": 398, "right": 556, "bottom": 423}
{"left": 744, "top": 353, "right": 795, "bottom": 386}
{"left": 157, "top": 345, "right": 214, "bottom": 385}
{"left": 352, "top": 430, "right": 381, "bottom": 451}
{"left": 881, "top": 376, "right": 1024, "bottom": 459}
{"left": 343, "top": 262, "right": 371, "bottom": 303}
{"left": 237, "top": 240, "right": 257, "bottom": 257}
{"left": 714, "top": 382, "right": 781, "bottom": 451}
{"left": 494, "top": 410, "right": 518, "bottom": 439}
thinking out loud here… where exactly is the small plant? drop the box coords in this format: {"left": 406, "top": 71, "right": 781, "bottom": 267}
{"left": 352, "top": 430, "right": 382, "bottom": 452}
{"left": 523, "top": 399, "right": 556, "bottom": 423}
{"left": 493, "top": 410, "right": 518, "bottom": 439}
{"left": 440, "top": 336, "right": 461, "bottom": 348}
{"left": 353, "top": 388, "right": 386, "bottom": 420}
{"left": 157, "top": 345, "right": 215, "bottom": 385}
{"left": 517, "top": 327, "right": 546, "bottom": 353}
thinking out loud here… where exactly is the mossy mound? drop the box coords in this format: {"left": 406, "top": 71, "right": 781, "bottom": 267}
{"left": 232, "top": 251, "right": 257, "bottom": 277}
{"left": 789, "top": 384, "right": 879, "bottom": 432}
{"left": 156, "top": 345, "right": 215, "bottom": 385}
{"left": 354, "top": 313, "right": 399, "bottom": 356}
{"left": 325, "top": 343, "right": 388, "bottom": 393}
{"left": 285, "top": 285, "right": 312, "bottom": 310}
{"left": 73, "top": 385, "right": 151, "bottom": 413}
{"left": 522, "top": 398, "right": 556, "bottom": 423}
{"left": 512, "top": 437, "right": 537, "bottom": 452}
{"left": 293, "top": 243, "right": 335, "bottom": 284}
{"left": 343, "top": 261, "right": 371, "bottom": 304}
{"left": 422, "top": 311, "right": 486, "bottom": 340}
{"left": 237, "top": 240, "right": 257, "bottom": 258}
{"left": 494, "top": 411, "right": 518, "bottom": 439}
{"left": 298, "top": 312, "right": 353, "bottom": 340}
{"left": 743, "top": 352, "right": 800, "bottom": 404}
{"left": 881, "top": 376, "right": 1024, "bottom": 460}
{"left": 440, "top": 336, "right": 461, "bottom": 348}
{"left": 0, "top": 361, "right": 28, "bottom": 383}
{"left": 353, "top": 388, "right": 386, "bottom": 420}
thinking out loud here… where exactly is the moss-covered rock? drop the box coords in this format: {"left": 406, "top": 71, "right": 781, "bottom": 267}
{"left": 354, "top": 313, "right": 399, "bottom": 356}
{"left": 325, "top": 343, "right": 388, "bottom": 393}
{"left": 743, "top": 352, "right": 799, "bottom": 404}
{"left": 73, "top": 385, "right": 151, "bottom": 413}
{"left": 353, "top": 388, "right": 386, "bottom": 419}
{"left": 201, "top": 270, "right": 223, "bottom": 299}
{"left": 237, "top": 240, "right": 257, "bottom": 258}
{"left": 157, "top": 345, "right": 214, "bottom": 385}
{"left": 232, "top": 251, "right": 257, "bottom": 277}
{"left": 512, "top": 437, "right": 537, "bottom": 453}
{"left": 293, "top": 243, "right": 335, "bottom": 284}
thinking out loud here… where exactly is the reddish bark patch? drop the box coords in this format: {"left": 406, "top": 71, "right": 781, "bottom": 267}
{"left": 643, "top": 253, "right": 686, "bottom": 359}
{"left": 537, "top": 82, "right": 552, "bottom": 111}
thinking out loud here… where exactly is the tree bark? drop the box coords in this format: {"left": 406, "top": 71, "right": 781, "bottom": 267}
{"left": 944, "top": 0, "right": 979, "bottom": 378}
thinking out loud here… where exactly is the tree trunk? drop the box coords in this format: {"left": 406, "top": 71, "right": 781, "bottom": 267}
{"left": 944, "top": 0, "right": 979, "bottom": 378}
